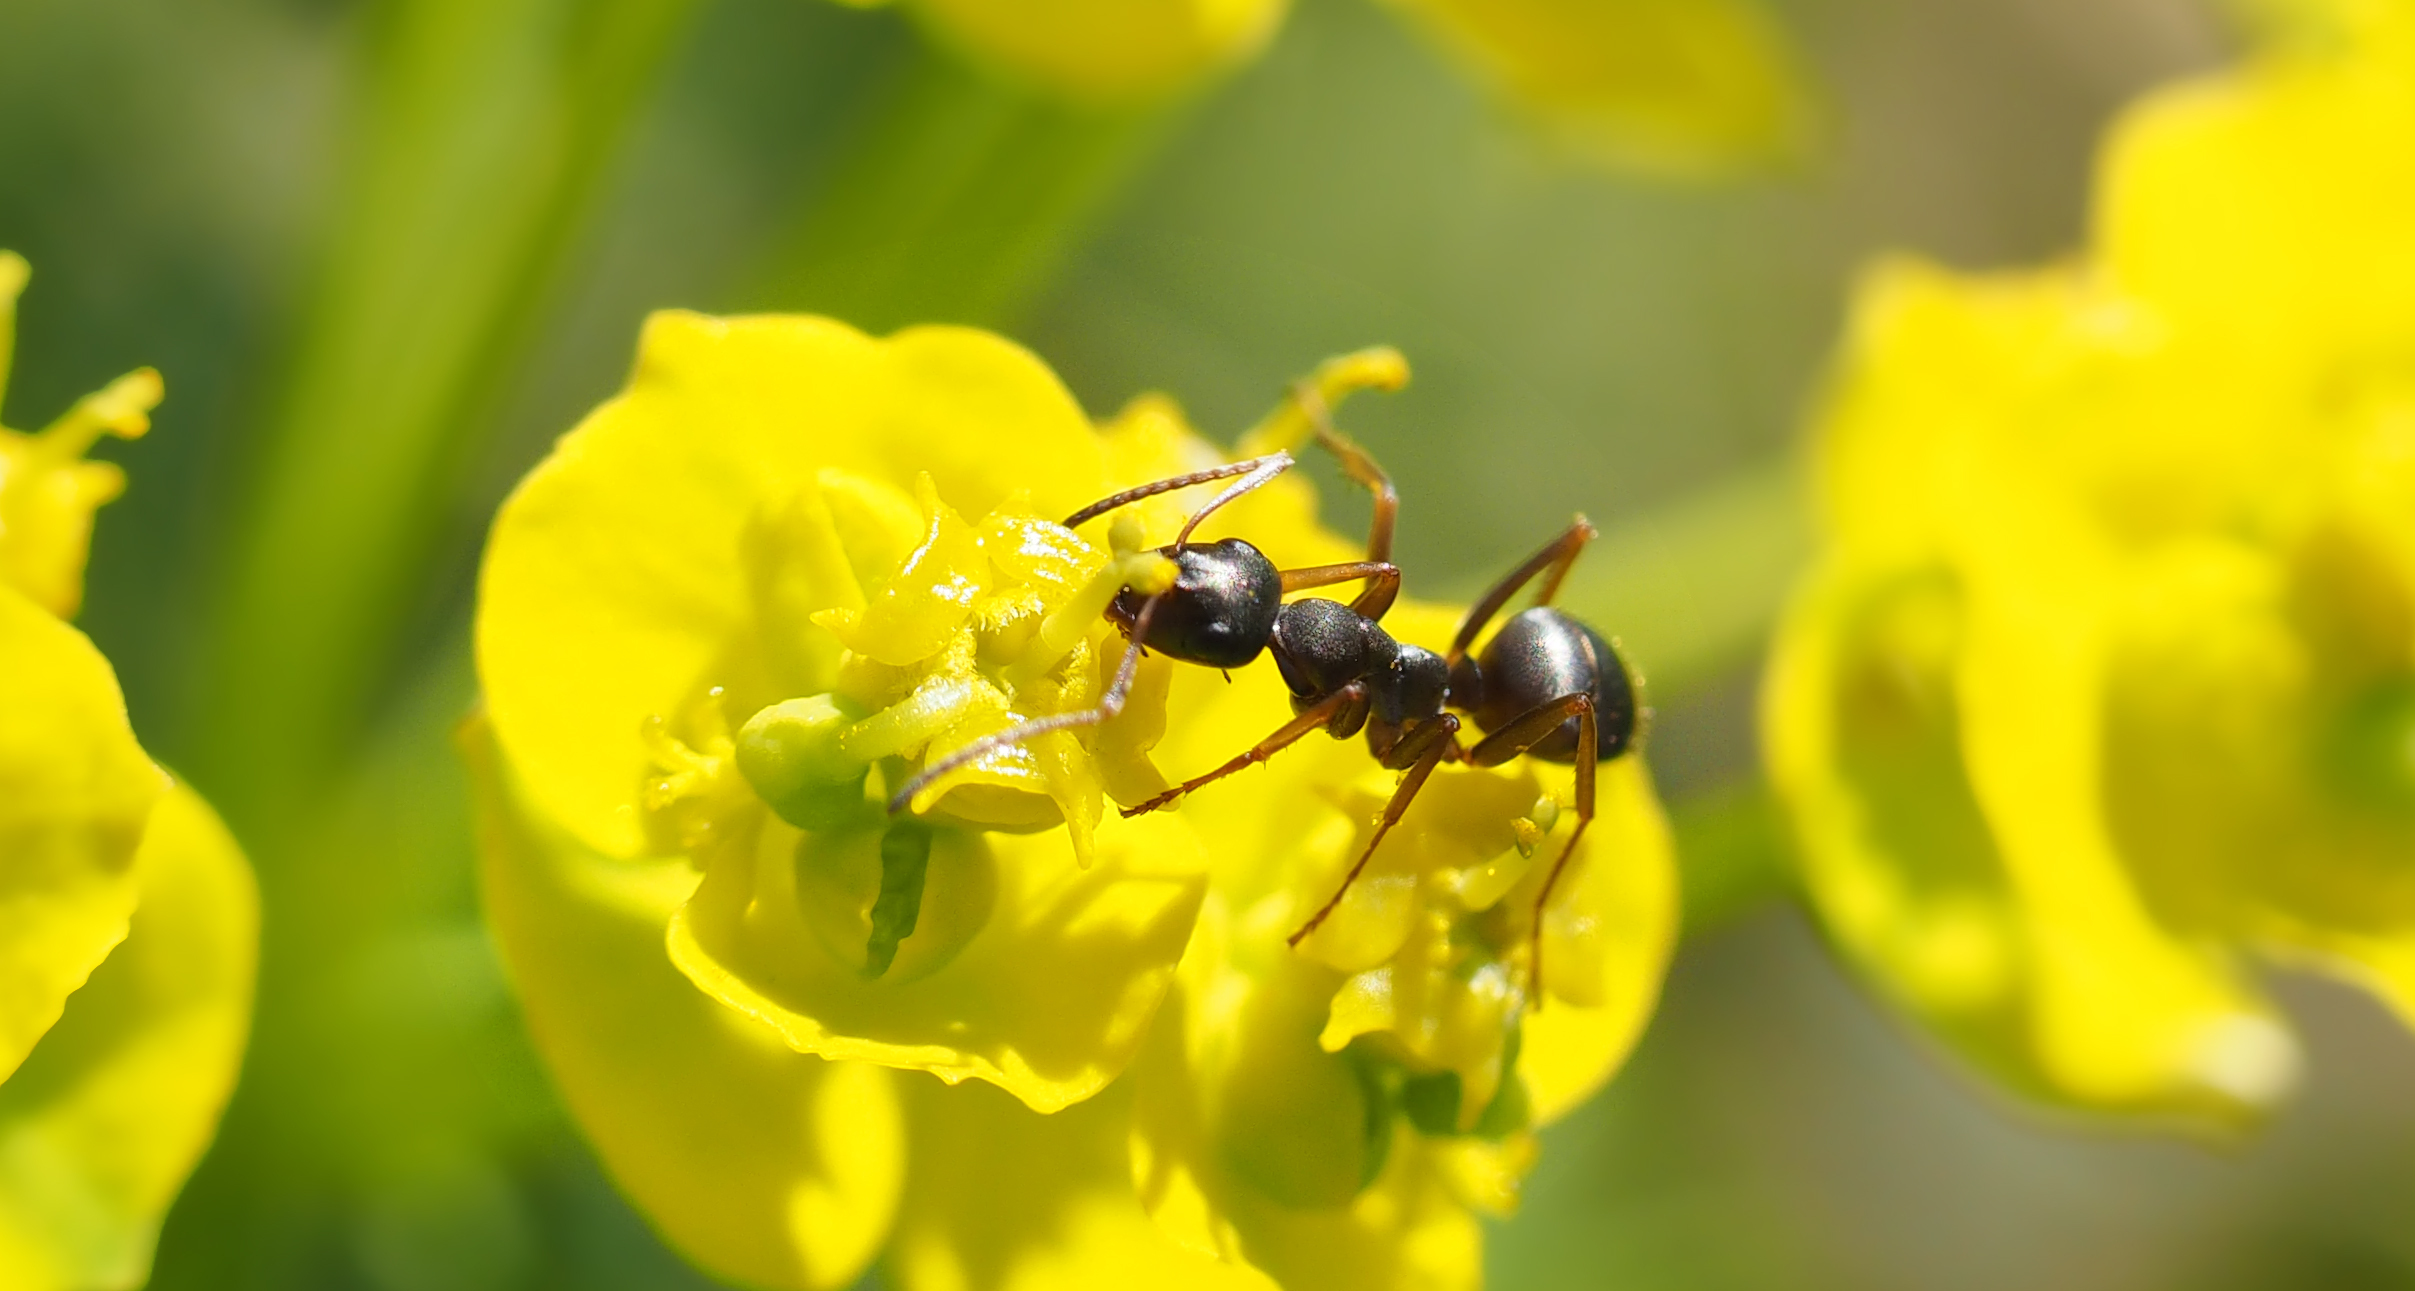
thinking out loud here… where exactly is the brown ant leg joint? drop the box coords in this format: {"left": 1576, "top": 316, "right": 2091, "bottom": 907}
{"left": 1286, "top": 715, "right": 1459, "bottom": 948}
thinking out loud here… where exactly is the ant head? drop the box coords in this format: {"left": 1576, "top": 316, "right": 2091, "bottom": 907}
{"left": 1108, "top": 537, "right": 1281, "bottom": 669}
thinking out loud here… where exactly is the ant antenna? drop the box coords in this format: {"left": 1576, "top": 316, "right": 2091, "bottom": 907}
{"left": 1173, "top": 453, "right": 1290, "bottom": 550}
{"left": 886, "top": 595, "right": 1164, "bottom": 814}
{"left": 890, "top": 452, "right": 1292, "bottom": 814}
{"left": 1060, "top": 452, "right": 1292, "bottom": 551}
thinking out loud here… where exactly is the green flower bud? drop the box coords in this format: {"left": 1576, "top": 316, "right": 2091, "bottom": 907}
{"left": 737, "top": 695, "right": 871, "bottom": 831}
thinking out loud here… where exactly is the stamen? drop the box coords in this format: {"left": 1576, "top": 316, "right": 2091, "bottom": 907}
{"left": 1236, "top": 347, "right": 1409, "bottom": 457}
{"left": 36, "top": 368, "right": 160, "bottom": 459}
{"left": 1009, "top": 518, "right": 1171, "bottom": 681}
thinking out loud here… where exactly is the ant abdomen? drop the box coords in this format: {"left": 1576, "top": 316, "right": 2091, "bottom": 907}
{"left": 1465, "top": 607, "right": 1637, "bottom": 762}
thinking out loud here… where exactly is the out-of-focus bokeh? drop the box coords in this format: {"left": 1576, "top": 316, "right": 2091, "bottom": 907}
{"left": 6, "top": 0, "right": 2414, "bottom": 1286}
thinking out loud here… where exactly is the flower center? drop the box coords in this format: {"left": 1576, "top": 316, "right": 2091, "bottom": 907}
{"left": 636, "top": 467, "right": 1178, "bottom": 976}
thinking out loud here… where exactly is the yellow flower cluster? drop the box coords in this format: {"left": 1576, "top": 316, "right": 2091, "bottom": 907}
{"left": 841, "top": 0, "right": 1809, "bottom": 174}
{"left": 1764, "top": 4, "right": 2415, "bottom": 1129}
{"left": 471, "top": 312, "right": 1676, "bottom": 1287}
{"left": 0, "top": 253, "right": 256, "bottom": 1289}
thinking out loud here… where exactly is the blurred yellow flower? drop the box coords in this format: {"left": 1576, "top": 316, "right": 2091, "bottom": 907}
{"left": 0, "top": 255, "right": 257, "bottom": 1291}
{"left": 839, "top": 0, "right": 1810, "bottom": 175}
{"left": 1379, "top": 0, "right": 1812, "bottom": 174}
{"left": 473, "top": 312, "right": 1676, "bottom": 1286}
{"left": 1764, "top": 8, "right": 2415, "bottom": 1129}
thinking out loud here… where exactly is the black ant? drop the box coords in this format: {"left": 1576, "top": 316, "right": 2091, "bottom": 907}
{"left": 890, "top": 411, "right": 1637, "bottom": 999}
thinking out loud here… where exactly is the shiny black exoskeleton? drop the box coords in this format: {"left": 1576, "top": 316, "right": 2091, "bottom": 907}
{"left": 1108, "top": 542, "right": 1455, "bottom": 750}
{"left": 1451, "top": 607, "right": 1637, "bottom": 763}
{"left": 890, "top": 419, "right": 1638, "bottom": 999}
{"left": 1113, "top": 518, "right": 1634, "bottom": 804}
{"left": 1108, "top": 538, "right": 1283, "bottom": 671}
{"left": 1091, "top": 445, "right": 1636, "bottom": 990}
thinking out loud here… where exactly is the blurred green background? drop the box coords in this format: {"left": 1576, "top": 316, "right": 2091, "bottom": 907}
{"left": 7, "top": 0, "right": 2415, "bottom": 1286}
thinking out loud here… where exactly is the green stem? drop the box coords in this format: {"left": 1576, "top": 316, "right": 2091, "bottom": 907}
{"left": 150, "top": 15, "right": 1213, "bottom": 1282}
{"left": 180, "top": 0, "right": 708, "bottom": 844}
{"left": 1670, "top": 777, "right": 1798, "bottom": 936}
{"left": 744, "top": 39, "right": 1184, "bottom": 329}
{"left": 0, "top": 250, "right": 24, "bottom": 411}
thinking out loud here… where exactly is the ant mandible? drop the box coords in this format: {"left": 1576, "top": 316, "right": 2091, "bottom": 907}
{"left": 889, "top": 380, "right": 1639, "bottom": 1000}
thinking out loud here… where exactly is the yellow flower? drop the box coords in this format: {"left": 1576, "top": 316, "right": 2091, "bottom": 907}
{"left": 1764, "top": 9, "right": 2415, "bottom": 1129}
{"left": 462, "top": 311, "right": 1308, "bottom": 1283}
{"left": 468, "top": 721, "right": 904, "bottom": 1290}
{"left": 835, "top": 0, "right": 1809, "bottom": 175}
{"left": 1127, "top": 596, "right": 1676, "bottom": 1289}
{"left": 474, "top": 708, "right": 1282, "bottom": 1289}
{"left": 478, "top": 312, "right": 1228, "bottom": 1114}
{"left": 1378, "top": 0, "right": 1812, "bottom": 175}
{"left": 0, "top": 255, "right": 257, "bottom": 1290}
{"left": 472, "top": 313, "right": 1677, "bottom": 1287}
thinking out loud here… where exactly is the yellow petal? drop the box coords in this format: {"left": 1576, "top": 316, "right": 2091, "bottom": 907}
{"left": 467, "top": 718, "right": 903, "bottom": 1291}
{"left": 901, "top": 0, "right": 1289, "bottom": 102}
{"left": 1380, "top": 0, "right": 1813, "bottom": 176}
{"left": 2256, "top": 926, "right": 2415, "bottom": 1032}
{"left": 885, "top": 1076, "right": 1276, "bottom": 1291}
{"left": 1186, "top": 1133, "right": 1483, "bottom": 1291}
{"left": 0, "top": 783, "right": 255, "bottom": 1291}
{"left": 1149, "top": 594, "right": 1678, "bottom": 1129}
{"left": 1519, "top": 754, "right": 1678, "bottom": 1126}
{"left": 1765, "top": 560, "right": 2295, "bottom": 1127}
{"left": 1959, "top": 527, "right": 2303, "bottom": 1121}
{"left": 1130, "top": 956, "right": 1484, "bottom": 1291}
{"left": 0, "top": 587, "right": 165, "bottom": 1083}
{"left": 818, "top": 479, "right": 990, "bottom": 667}
{"left": 666, "top": 807, "right": 1208, "bottom": 1113}
{"left": 1764, "top": 7, "right": 2415, "bottom": 1122}
{"left": 478, "top": 311, "right": 1106, "bottom": 859}
{"left": 2097, "top": 538, "right": 2397, "bottom": 932}
{"left": 2082, "top": 6, "right": 2415, "bottom": 1022}
{"left": 2099, "top": 7, "right": 2415, "bottom": 356}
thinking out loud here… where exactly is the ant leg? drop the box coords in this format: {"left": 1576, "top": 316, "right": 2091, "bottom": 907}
{"left": 1172, "top": 453, "right": 1295, "bottom": 551}
{"left": 1462, "top": 692, "right": 1597, "bottom": 1007}
{"left": 902, "top": 450, "right": 1307, "bottom": 814}
{"left": 1237, "top": 347, "right": 1409, "bottom": 463}
{"left": 913, "top": 450, "right": 1306, "bottom": 812}
{"left": 887, "top": 595, "right": 1167, "bottom": 814}
{"left": 1060, "top": 452, "right": 1294, "bottom": 546}
{"left": 1279, "top": 561, "right": 1401, "bottom": 620}
{"left": 1445, "top": 518, "right": 1599, "bottom": 667}
{"left": 1299, "top": 391, "right": 1399, "bottom": 568}
{"left": 1121, "top": 682, "right": 1369, "bottom": 817}
{"left": 1234, "top": 348, "right": 1408, "bottom": 565}
{"left": 1288, "top": 713, "right": 1462, "bottom": 947}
